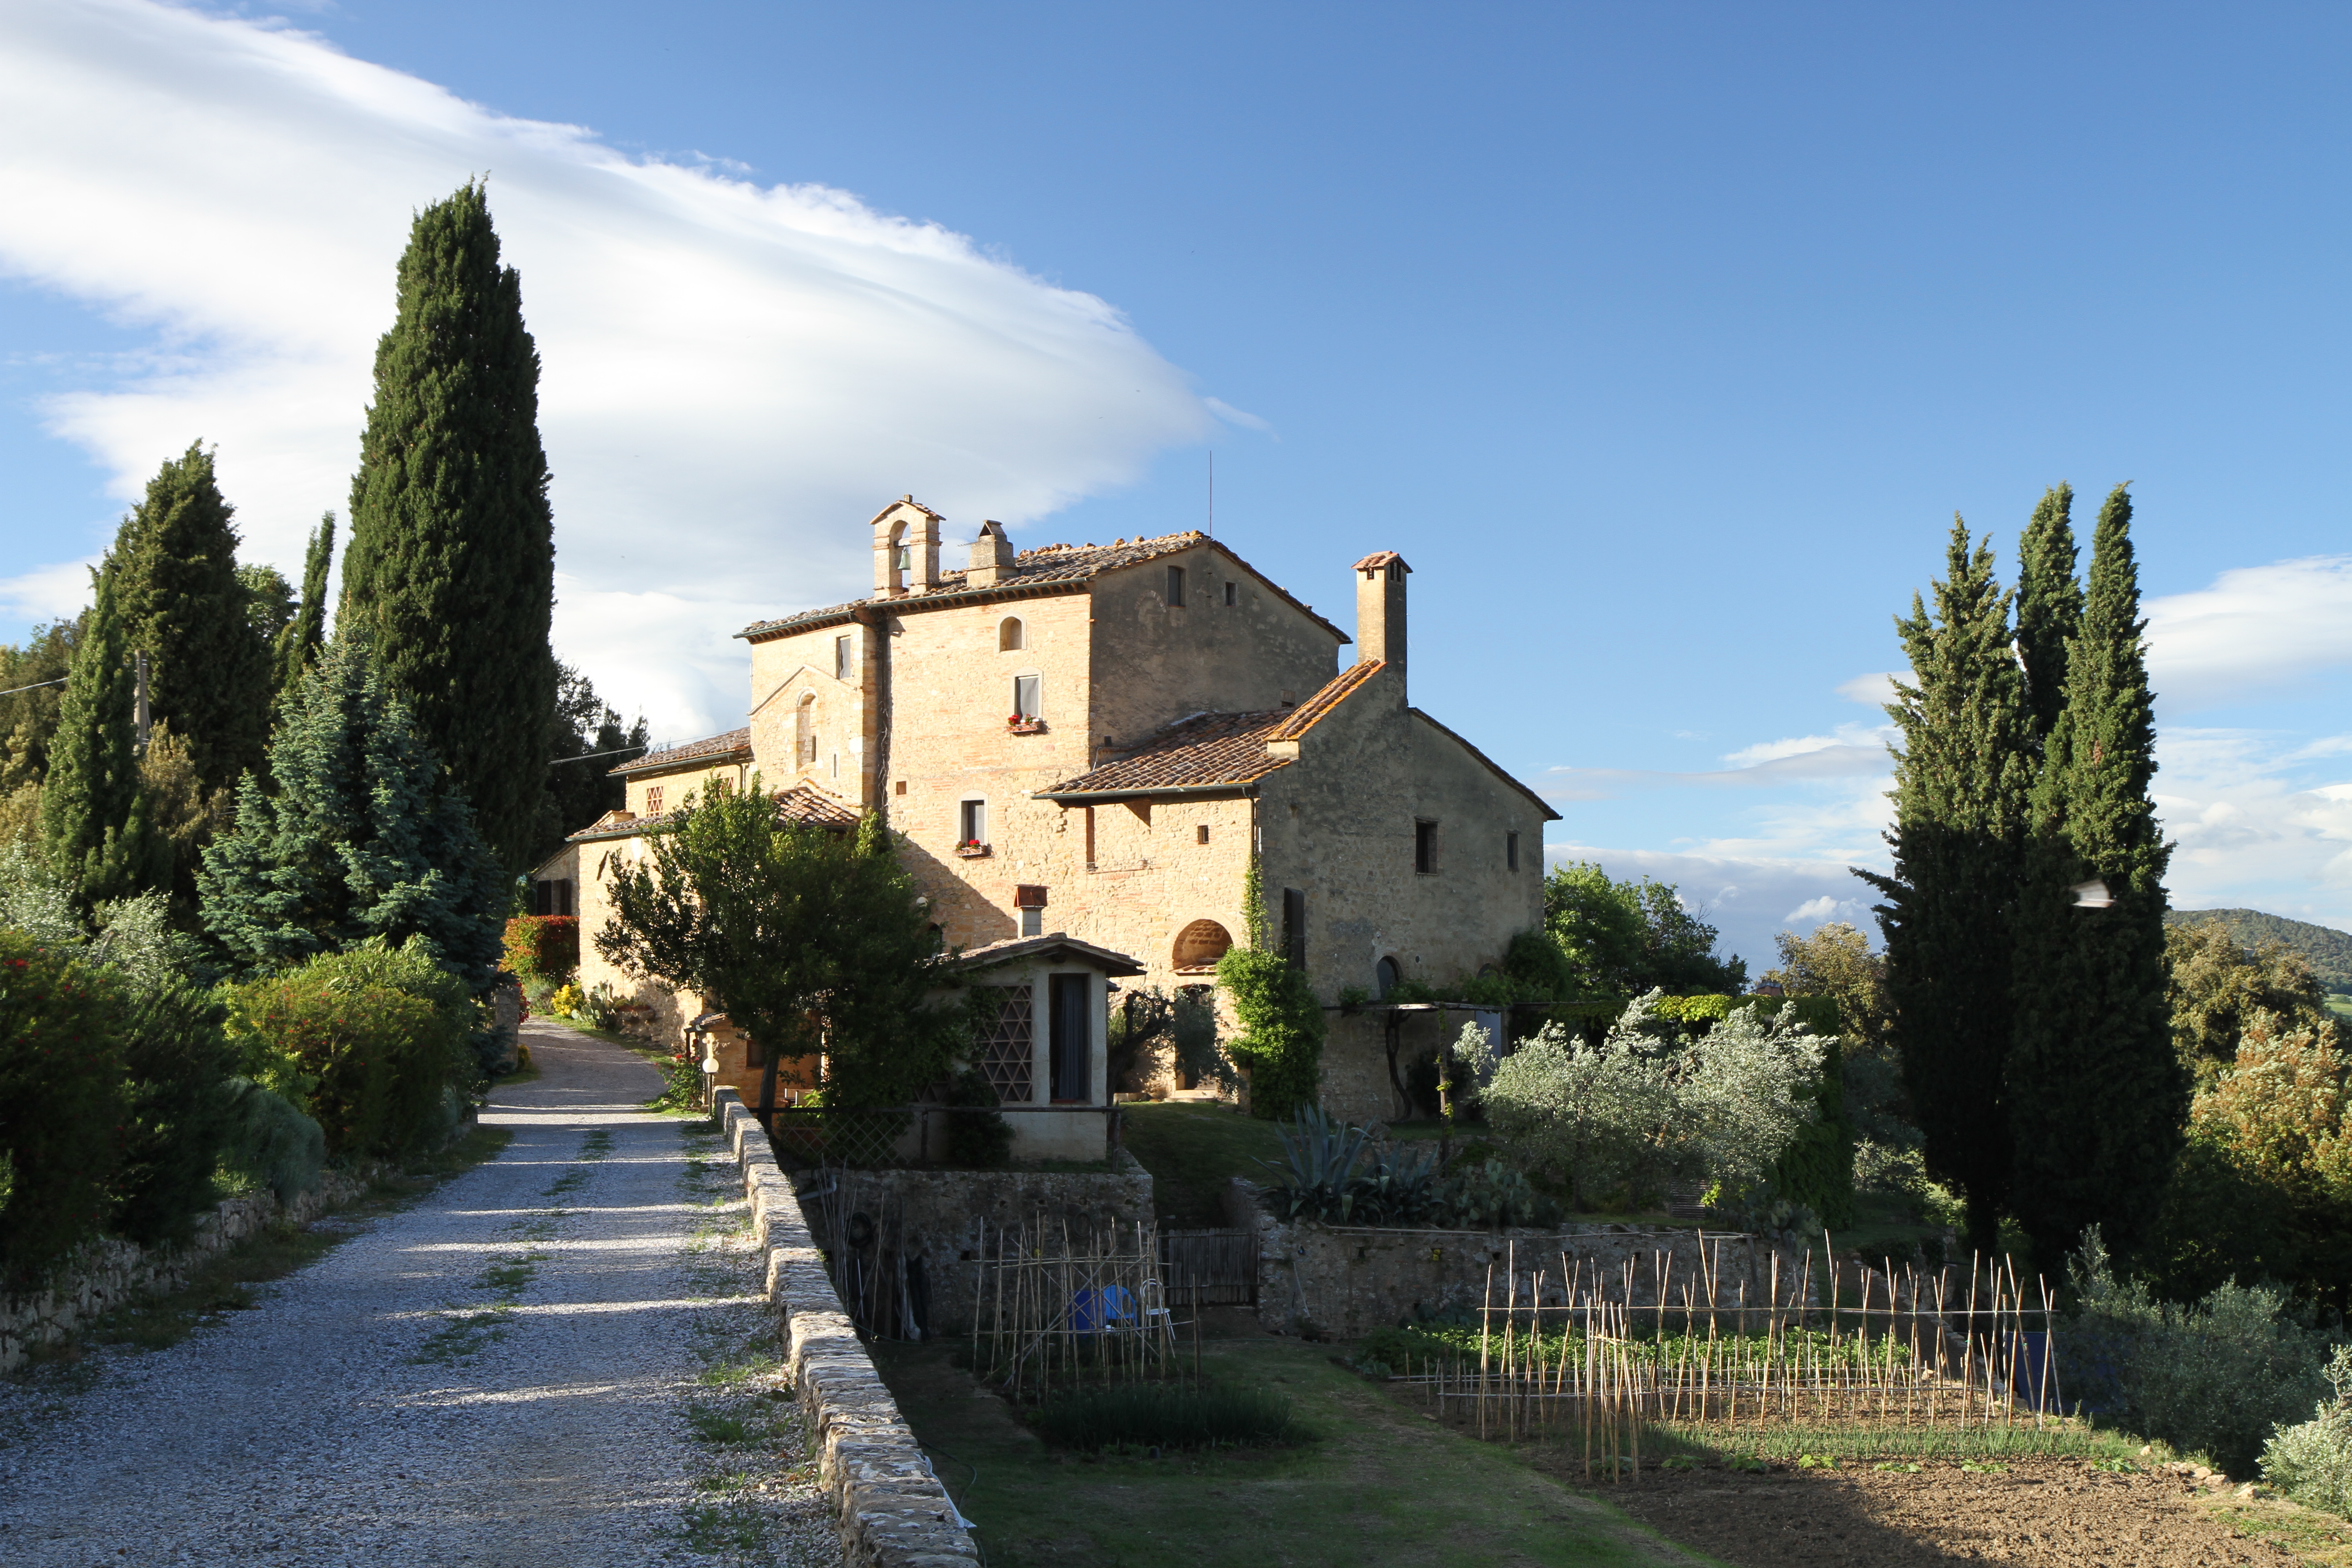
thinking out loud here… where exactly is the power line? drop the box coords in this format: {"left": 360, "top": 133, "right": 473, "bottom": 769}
{"left": 0, "top": 676, "right": 68, "bottom": 699}
{"left": 549, "top": 743, "right": 651, "bottom": 768}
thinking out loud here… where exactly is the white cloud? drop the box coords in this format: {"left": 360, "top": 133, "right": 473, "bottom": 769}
{"left": 1837, "top": 671, "right": 1899, "bottom": 708}
{"left": 0, "top": 0, "right": 1210, "bottom": 735}
{"left": 2154, "top": 728, "right": 2352, "bottom": 921}
{"left": 0, "top": 557, "right": 100, "bottom": 627}
{"left": 2146, "top": 555, "right": 2352, "bottom": 715}
{"left": 1203, "top": 397, "right": 1274, "bottom": 434}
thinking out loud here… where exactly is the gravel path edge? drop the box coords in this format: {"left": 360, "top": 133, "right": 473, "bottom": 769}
{"left": 715, "top": 1088, "right": 980, "bottom": 1568}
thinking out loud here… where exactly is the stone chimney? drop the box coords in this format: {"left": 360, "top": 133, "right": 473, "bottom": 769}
{"left": 1354, "top": 551, "right": 1410, "bottom": 681}
{"left": 967, "top": 521, "right": 1014, "bottom": 588}
{"left": 870, "top": 496, "right": 944, "bottom": 598}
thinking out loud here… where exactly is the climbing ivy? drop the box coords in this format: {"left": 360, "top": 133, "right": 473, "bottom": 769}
{"left": 1214, "top": 855, "right": 1326, "bottom": 1121}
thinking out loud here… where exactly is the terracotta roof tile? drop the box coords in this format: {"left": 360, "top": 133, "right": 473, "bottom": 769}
{"left": 1040, "top": 708, "right": 1295, "bottom": 797}
{"left": 610, "top": 727, "right": 752, "bottom": 777}
{"left": 567, "top": 780, "right": 862, "bottom": 842}
{"left": 735, "top": 530, "right": 1349, "bottom": 644}
{"left": 1268, "top": 661, "right": 1386, "bottom": 740}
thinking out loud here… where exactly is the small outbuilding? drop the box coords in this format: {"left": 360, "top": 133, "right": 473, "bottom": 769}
{"left": 953, "top": 933, "right": 1144, "bottom": 1161}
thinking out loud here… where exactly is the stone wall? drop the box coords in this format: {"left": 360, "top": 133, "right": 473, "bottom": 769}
{"left": 0, "top": 1169, "right": 372, "bottom": 1376}
{"left": 792, "top": 1155, "right": 1156, "bottom": 1335}
{"left": 713, "top": 1088, "right": 980, "bottom": 1568}
{"left": 1223, "top": 1180, "right": 1807, "bottom": 1341}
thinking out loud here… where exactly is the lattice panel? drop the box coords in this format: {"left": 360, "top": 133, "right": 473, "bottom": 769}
{"left": 978, "top": 985, "right": 1034, "bottom": 1104}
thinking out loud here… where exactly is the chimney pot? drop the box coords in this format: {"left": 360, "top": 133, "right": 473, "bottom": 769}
{"left": 1353, "top": 550, "right": 1410, "bottom": 688}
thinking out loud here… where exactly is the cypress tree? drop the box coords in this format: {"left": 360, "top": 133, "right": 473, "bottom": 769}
{"left": 2015, "top": 483, "right": 2082, "bottom": 747}
{"left": 197, "top": 631, "right": 505, "bottom": 991}
{"left": 343, "top": 181, "right": 556, "bottom": 874}
{"left": 276, "top": 512, "right": 335, "bottom": 698}
{"left": 107, "top": 443, "right": 274, "bottom": 794}
{"left": 2008, "top": 485, "right": 2185, "bottom": 1269}
{"left": 38, "top": 571, "right": 168, "bottom": 904}
{"left": 1859, "top": 520, "right": 2034, "bottom": 1255}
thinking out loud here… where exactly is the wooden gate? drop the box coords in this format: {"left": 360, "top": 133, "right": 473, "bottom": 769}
{"left": 1160, "top": 1228, "right": 1257, "bottom": 1306}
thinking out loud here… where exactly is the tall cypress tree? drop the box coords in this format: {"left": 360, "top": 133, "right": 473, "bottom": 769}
{"left": 2015, "top": 483, "right": 2082, "bottom": 747}
{"left": 38, "top": 571, "right": 168, "bottom": 904}
{"left": 1859, "top": 520, "right": 2034, "bottom": 1255}
{"left": 197, "top": 630, "right": 505, "bottom": 991}
{"left": 107, "top": 443, "right": 274, "bottom": 794}
{"left": 275, "top": 512, "right": 336, "bottom": 703}
{"left": 2008, "top": 485, "right": 2185, "bottom": 1270}
{"left": 342, "top": 181, "right": 555, "bottom": 874}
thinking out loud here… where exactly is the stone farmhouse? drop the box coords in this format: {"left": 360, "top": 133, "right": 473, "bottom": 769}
{"left": 548, "top": 496, "right": 1557, "bottom": 1121}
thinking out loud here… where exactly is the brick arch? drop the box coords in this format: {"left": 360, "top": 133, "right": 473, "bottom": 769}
{"left": 1172, "top": 919, "right": 1234, "bottom": 973}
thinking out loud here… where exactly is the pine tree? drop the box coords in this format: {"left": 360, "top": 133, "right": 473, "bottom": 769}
{"left": 197, "top": 631, "right": 506, "bottom": 991}
{"left": 276, "top": 512, "right": 335, "bottom": 700}
{"left": 2008, "top": 485, "right": 2186, "bottom": 1269}
{"left": 107, "top": 443, "right": 274, "bottom": 794}
{"left": 38, "top": 571, "right": 168, "bottom": 904}
{"left": 343, "top": 181, "right": 556, "bottom": 874}
{"left": 1859, "top": 520, "right": 2034, "bottom": 1254}
{"left": 2015, "top": 483, "right": 2082, "bottom": 747}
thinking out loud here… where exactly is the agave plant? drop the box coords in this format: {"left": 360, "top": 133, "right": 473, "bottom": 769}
{"left": 1258, "top": 1106, "right": 1373, "bottom": 1222}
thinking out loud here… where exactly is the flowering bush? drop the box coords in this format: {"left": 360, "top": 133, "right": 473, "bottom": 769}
{"left": 503, "top": 915, "right": 579, "bottom": 987}
{"left": 0, "top": 931, "right": 128, "bottom": 1288}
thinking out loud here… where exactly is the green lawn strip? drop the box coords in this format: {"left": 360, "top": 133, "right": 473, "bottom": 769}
{"left": 68, "top": 1124, "right": 513, "bottom": 1360}
{"left": 872, "top": 1335, "right": 1722, "bottom": 1568}
{"left": 1119, "top": 1102, "right": 1287, "bottom": 1225}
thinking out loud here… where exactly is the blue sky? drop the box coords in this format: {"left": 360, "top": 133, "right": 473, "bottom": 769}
{"left": 2, "top": 0, "right": 2348, "bottom": 969}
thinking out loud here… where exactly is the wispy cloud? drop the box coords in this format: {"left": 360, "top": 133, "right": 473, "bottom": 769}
{"left": 0, "top": 0, "right": 1212, "bottom": 733}
{"left": 2146, "top": 555, "right": 2352, "bottom": 715}
{"left": 1204, "top": 397, "right": 1274, "bottom": 435}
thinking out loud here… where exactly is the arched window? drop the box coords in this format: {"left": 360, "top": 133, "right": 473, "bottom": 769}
{"left": 1172, "top": 919, "right": 1234, "bottom": 972}
{"left": 795, "top": 694, "right": 816, "bottom": 765}
{"left": 1375, "top": 957, "right": 1401, "bottom": 999}
{"left": 999, "top": 616, "right": 1024, "bottom": 652}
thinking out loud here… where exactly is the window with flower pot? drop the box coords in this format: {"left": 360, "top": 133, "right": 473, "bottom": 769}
{"left": 1008, "top": 673, "right": 1044, "bottom": 731}
{"left": 959, "top": 798, "right": 987, "bottom": 848}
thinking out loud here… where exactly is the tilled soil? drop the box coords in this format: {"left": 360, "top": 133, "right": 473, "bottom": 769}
{"left": 1558, "top": 1458, "right": 2296, "bottom": 1567}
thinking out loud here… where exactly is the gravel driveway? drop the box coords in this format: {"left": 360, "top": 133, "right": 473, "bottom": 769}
{"left": 0, "top": 1018, "right": 833, "bottom": 1568}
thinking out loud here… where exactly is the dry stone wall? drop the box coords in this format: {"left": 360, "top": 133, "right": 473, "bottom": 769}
{"left": 1222, "top": 1180, "right": 1807, "bottom": 1340}
{"left": 713, "top": 1088, "right": 980, "bottom": 1568}
{"left": 0, "top": 1169, "right": 372, "bottom": 1376}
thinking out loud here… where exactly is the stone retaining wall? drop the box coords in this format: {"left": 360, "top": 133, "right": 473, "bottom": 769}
{"left": 1224, "top": 1179, "right": 1806, "bottom": 1339}
{"left": 712, "top": 1088, "right": 980, "bottom": 1568}
{"left": 794, "top": 1157, "right": 1156, "bottom": 1335}
{"left": 0, "top": 1169, "right": 373, "bottom": 1376}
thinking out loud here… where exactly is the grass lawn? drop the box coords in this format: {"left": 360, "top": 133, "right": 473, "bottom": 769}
{"left": 1120, "top": 1101, "right": 1287, "bottom": 1226}
{"left": 872, "top": 1334, "right": 1720, "bottom": 1568}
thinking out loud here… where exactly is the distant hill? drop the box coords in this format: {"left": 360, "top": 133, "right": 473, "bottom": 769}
{"left": 2167, "top": 907, "right": 2352, "bottom": 996}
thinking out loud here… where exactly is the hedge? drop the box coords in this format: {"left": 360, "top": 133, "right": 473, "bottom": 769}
{"left": 0, "top": 932, "right": 127, "bottom": 1288}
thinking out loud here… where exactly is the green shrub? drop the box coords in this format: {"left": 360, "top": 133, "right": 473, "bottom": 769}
{"left": 114, "top": 979, "right": 242, "bottom": 1246}
{"left": 1032, "top": 1383, "right": 1309, "bottom": 1450}
{"left": 0, "top": 931, "right": 128, "bottom": 1288}
{"left": 306, "top": 937, "right": 485, "bottom": 1090}
{"left": 2062, "top": 1229, "right": 2337, "bottom": 1476}
{"left": 223, "top": 951, "right": 456, "bottom": 1159}
{"left": 940, "top": 1066, "right": 1013, "bottom": 1169}
{"left": 2263, "top": 1346, "right": 2352, "bottom": 1516}
{"left": 220, "top": 1078, "right": 325, "bottom": 1202}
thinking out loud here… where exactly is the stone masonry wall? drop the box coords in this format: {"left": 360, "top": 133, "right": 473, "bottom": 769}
{"left": 714, "top": 1088, "right": 980, "bottom": 1568}
{"left": 792, "top": 1156, "right": 1156, "bottom": 1336}
{"left": 0, "top": 1169, "right": 373, "bottom": 1376}
{"left": 1223, "top": 1179, "right": 1808, "bottom": 1341}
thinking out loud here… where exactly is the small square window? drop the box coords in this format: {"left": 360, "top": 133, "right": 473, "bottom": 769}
{"left": 834, "top": 635, "right": 852, "bottom": 680}
{"left": 1415, "top": 819, "right": 1438, "bottom": 875}
{"left": 1166, "top": 565, "right": 1186, "bottom": 607}
{"left": 1507, "top": 831, "right": 1519, "bottom": 872}
{"left": 894, "top": 779, "right": 907, "bottom": 797}
{"left": 1223, "top": 580, "right": 1236, "bottom": 607}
